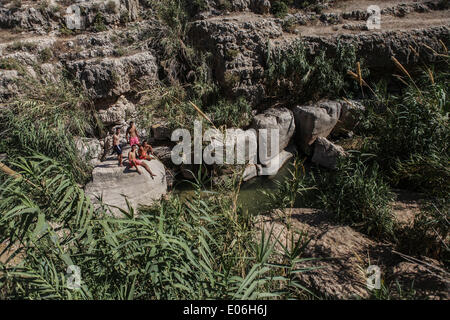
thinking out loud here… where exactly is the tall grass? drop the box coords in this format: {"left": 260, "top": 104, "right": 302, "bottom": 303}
{"left": 311, "top": 155, "right": 396, "bottom": 239}
{"left": 265, "top": 39, "right": 367, "bottom": 103}
{"left": 0, "top": 75, "right": 94, "bottom": 183}
{"left": 354, "top": 61, "right": 449, "bottom": 196}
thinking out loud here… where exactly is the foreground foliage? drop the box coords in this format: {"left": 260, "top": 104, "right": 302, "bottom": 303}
{"left": 0, "top": 155, "right": 314, "bottom": 299}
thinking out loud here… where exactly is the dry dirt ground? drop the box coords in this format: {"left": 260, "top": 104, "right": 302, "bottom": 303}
{"left": 255, "top": 201, "right": 449, "bottom": 299}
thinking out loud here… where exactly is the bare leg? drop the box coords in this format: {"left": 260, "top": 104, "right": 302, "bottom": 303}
{"left": 142, "top": 163, "right": 156, "bottom": 179}
{"left": 118, "top": 154, "right": 123, "bottom": 167}
{"left": 135, "top": 166, "right": 142, "bottom": 175}
{"left": 130, "top": 162, "right": 141, "bottom": 175}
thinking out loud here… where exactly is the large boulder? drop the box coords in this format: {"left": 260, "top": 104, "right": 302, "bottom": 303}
{"left": 97, "top": 95, "right": 136, "bottom": 126}
{"left": 311, "top": 137, "right": 347, "bottom": 169}
{"left": 242, "top": 164, "right": 262, "bottom": 181}
{"left": 333, "top": 100, "right": 365, "bottom": 135}
{"left": 75, "top": 137, "right": 104, "bottom": 166}
{"left": 151, "top": 118, "right": 172, "bottom": 141}
{"left": 85, "top": 146, "right": 167, "bottom": 217}
{"left": 260, "top": 148, "right": 295, "bottom": 177}
{"left": 251, "top": 0, "right": 271, "bottom": 14}
{"left": 256, "top": 209, "right": 376, "bottom": 299}
{"left": 0, "top": 70, "right": 18, "bottom": 101}
{"left": 252, "top": 107, "right": 295, "bottom": 158}
{"left": 293, "top": 101, "right": 340, "bottom": 153}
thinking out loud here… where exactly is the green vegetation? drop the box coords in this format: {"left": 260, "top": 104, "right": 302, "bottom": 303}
{"left": 0, "top": 68, "right": 94, "bottom": 183}
{"left": 38, "top": 47, "right": 53, "bottom": 62}
{"left": 6, "top": 41, "right": 38, "bottom": 53}
{"left": 271, "top": 1, "right": 289, "bottom": 18}
{"left": 207, "top": 97, "right": 252, "bottom": 128}
{"left": 265, "top": 39, "right": 367, "bottom": 103}
{"left": 355, "top": 69, "right": 449, "bottom": 196}
{"left": 266, "top": 55, "right": 449, "bottom": 261}
{"left": 263, "top": 158, "right": 314, "bottom": 211}
{"left": 93, "top": 13, "right": 107, "bottom": 32}
{"left": 311, "top": 155, "right": 396, "bottom": 239}
{"left": 0, "top": 156, "right": 315, "bottom": 299}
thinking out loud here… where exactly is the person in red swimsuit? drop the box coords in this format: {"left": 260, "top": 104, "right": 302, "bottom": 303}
{"left": 138, "top": 142, "right": 156, "bottom": 161}
{"left": 126, "top": 121, "right": 140, "bottom": 146}
{"left": 128, "top": 144, "right": 156, "bottom": 178}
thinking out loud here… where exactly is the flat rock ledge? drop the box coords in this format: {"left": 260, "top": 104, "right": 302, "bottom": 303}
{"left": 85, "top": 147, "right": 167, "bottom": 217}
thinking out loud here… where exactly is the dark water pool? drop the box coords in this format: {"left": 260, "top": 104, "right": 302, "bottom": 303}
{"left": 173, "top": 159, "right": 295, "bottom": 216}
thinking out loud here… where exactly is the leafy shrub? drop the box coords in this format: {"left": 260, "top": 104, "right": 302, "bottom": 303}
{"left": 105, "top": 0, "right": 118, "bottom": 14}
{"left": 265, "top": 39, "right": 367, "bottom": 102}
{"left": 271, "top": 1, "right": 289, "bottom": 18}
{"left": 185, "top": 0, "right": 208, "bottom": 16}
{"left": 207, "top": 97, "right": 252, "bottom": 128}
{"left": 39, "top": 47, "right": 53, "bottom": 62}
{"left": 263, "top": 158, "right": 315, "bottom": 210}
{"left": 0, "top": 77, "right": 93, "bottom": 183}
{"left": 356, "top": 67, "right": 449, "bottom": 196}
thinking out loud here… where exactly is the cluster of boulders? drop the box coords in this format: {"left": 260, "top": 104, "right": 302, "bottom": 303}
{"left": 66, "top": 51, "right": 158, "bottom": 101}
{"left": 293, "top": 99, "right": 364, "bottom": 169}
{"left": 243, "top": 99, "right": 363, "bottom": 174}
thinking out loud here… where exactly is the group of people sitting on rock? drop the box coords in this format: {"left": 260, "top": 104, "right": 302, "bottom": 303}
{"left": 112, "top": 121, "right": 157, "bottom": 179}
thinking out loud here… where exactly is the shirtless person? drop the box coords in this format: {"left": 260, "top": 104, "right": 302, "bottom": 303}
{"left": 113, "top": 128, "right": 123, "bottom": 166}
{"left": 128, "top": 144, "right": 157, "bottom": 178}
{"left": 126, "top": 121, "right": 140, "bottom": 146}
{"left": 143, "top": 141, "right": 154, "bottom": 157}
{"left": 138, "top": 141, "right": 154, "bottom": 161}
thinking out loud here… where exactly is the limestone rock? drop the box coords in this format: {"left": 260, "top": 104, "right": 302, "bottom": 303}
{"left": 75, "top": 137, "right": 103, "bottom": 166}
{"left": 242, "top": 164, "right": 261, "bottom": 181}
{"left": 311, "top": 137, "right": 347, "bottom": 169}
{"left": 293, "top": 102, "right": 339, "bottom": 153}
{"left": 260, "top": 149, "right": 294, "bottom": 177}
{"left": 85, "top": 146, "right": 167, "bottom": 217}
{"left": 152, "top": 146, "right": 173, "bottom": 167}
{"left": 256, "top": 207, "right": 450, "bottom": 299}
{"left": 252, "top": 107, "right": 295, "bottom": 158}
{"left": 97, "top": 96, "right": 135, "bottom": 126}
{"left": 333, "top": 100, "right": 365, "bottom": 135}
{"left": 256, "top": 209, "right": 375, "bottom": 299}
{"left": 66, "top": 52, "right": 158, "bottom": 100}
